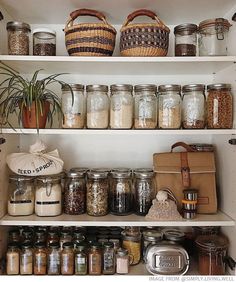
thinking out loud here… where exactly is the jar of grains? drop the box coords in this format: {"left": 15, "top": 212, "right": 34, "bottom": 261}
{"left": 134, "top": 84, "right": 158, "bottom": 129}
{"left": 47, "top": 242, "right": 61, "bottom": 275}
{"left": 103, "top": 242, "right": 115, "bottom": 275}
{"left": 182, "top": 84, "right": 206, "bottom": 129}
{"left": 174, "top": 24, "right": 198, "bottom": 56}
{"left": 20, "top": 243, "right": 33, "bottom": 275}
{"left": 122, "top": 232, "right": 141, "bottom": 265}
{"left": 158, "top": 85, "right": 182, "bottom": 129}
{"left": 207, "top": 84, "right": 233, "bottom": 129}
{"left": 33, "top": 28, "right": 56, "bottom": 56}
{"left": 86, "top": 85, "right": 109, "bottom": 129}
{"left": 75, "top": 243, "right": 88, "bottom": 275}
{"left": 88, "top": 243, "right": 102, "bottom": 275}
{"left": 7, "top": 21, "right": 31, "bottom": 55}
{"left": 62, "top": 84, "right": 85, "bottom": 129}
{"left": 35, "top": 174, "right": 62, "bottom": 216}
{"left": 109, "top": 168, "right": 133, "bottom": 215}
{"left": 116, "top": 248, "right": 130, "bottom": 274}
{"left": 86, "top": 169, "right": 109, "bottom": 216}
{"left": 64, "top": 170, "right": 86, "bottom": 215}
{"left": 61, "top": 242, "right": 74, "bottom": 275}
{"left": 198, "top": 18, "right": 231, "bottom": 56}
{"left": 34, "top": 242, "right": 47, "bottom": 275}
{"left": 6, "top": 243, "right": 20, "bottom": 275}
{"left": 133, "top": 169, "right": 155, "bottom": 216}
{"left": 8, "top": 175, "right": 34, "bottom": 216}
{"left": 110, "top": 84, "right": 133, "bottom": 129}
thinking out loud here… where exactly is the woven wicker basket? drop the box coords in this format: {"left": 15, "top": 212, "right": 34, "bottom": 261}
{"left": 64, "top": 9, "right": 116, "bottom": 56}
{"left": 120, "top": 9, "right": 170, "bottom": 57}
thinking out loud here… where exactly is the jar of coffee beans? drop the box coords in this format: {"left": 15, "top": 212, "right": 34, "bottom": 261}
{"left": 33, "top": 28, "right": 56, "bottom": 56}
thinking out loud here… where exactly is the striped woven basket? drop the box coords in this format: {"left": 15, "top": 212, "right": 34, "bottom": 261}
{"left": 64, "top": 9, "right": 117, "bottom": 56}
{"left": 120, "top": 9, "right": 170, "bottom": 57}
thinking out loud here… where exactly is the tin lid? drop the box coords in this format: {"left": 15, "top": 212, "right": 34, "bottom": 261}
{"left": 61, "top": 84, "right": 84, "bottom": 91}
{"left": 49, "top": 242, "right": 60, "bottom": 249}
{"left": 158, "top": 84, "right": 181, "bottom": 92}
{"left": 103, "top": 241, "right": 114, "bottom": 248}
{"left": 182, "top": 84, "right": 205, "bottom": 92}
{"left": 199, "top": 18, "right": 231, "bottom": 31}
{"left": 196, "top": 235, "right": 228, "bottom": 251}
{"left": 87, "top": 169, "right": 108, "bottom": 179}
{"left": 207, "top": 83, "right": 231, "bottom": 90}
{"left": 174, "top": 23, "right": 198, "bottom": 34}
{"left": 110, "top": 84, "right": 133, "bottom": 93}
{"left": 63, "top": 242, "right": 74, "bottom": 249}
{"left": 76, "top": 242, "right": 87, "bottom": 250}
{"left": 90, "top": 242, "right": 101, "bottom": 249}
{"left": 111, "top": 168, "right": 132, "bottom": 178}
{"left": 34, "top": 242, "right": 46, "bottom": 249}
{"left": 163, "top": 229, "right": 185, "bottom": 242}
{"left": 121, "top": 231, "right": 141, "bottom": 241}
{"left": 70, "top": 167, "right": 89, "bottom": 174}
{"left": 22, "top": 242, "right": 32, "bottom": 249}
{"left": 35, "top": 229, "right": 46, "bottom": 236}
{"left": 66, "top": 170, "right": 86, "bottom": 178}
{"left": 7, "top": 21, "right": 31, "bottom": 32}
{"left": 33, "top": 28, "right": 56, "bottom": 35}
{"left": 134, "top": 84, "right": 157, "bottom": 92}
{"left": 183, "top": 189, "right": 198, "bottom": 195}
{"left": 117, "top": 248, "right": 129, "bottom": 256}
{"left": 143, "top": 230, "right": 163, "bottom": 241}
{"left": 86, "top": 84, "right": 108, "bottom": 92}
{"left": 9, "top": 175, "right": 34, "bottom": 182}
{"left": 8, "top": 242, "right": 19, "bottom": 249}
{"left": 61, "top": 230, "right": 71, "bottom": 235}
{"left": 134, "top": 168, "right": 154, "bottom": 178}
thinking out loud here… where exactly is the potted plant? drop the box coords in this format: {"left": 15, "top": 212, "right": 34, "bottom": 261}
{"left": 0, "top": 64, "right": 72, "bottom": 130}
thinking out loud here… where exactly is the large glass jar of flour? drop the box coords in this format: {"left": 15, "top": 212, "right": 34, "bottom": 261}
{"left": 35, "top": 174, "right": 62, "bottom": 216}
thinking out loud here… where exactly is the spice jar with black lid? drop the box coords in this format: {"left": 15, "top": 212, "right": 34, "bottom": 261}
{"left": 88, "top": 242, "right": 102, "bottom": 275}
{"left": 102, "top": 241, "right": 116, "bottom": 274}
{"left": 75, "top": 242, "right": 87, "bottom": 275}
{"left": 34, "top": 242, "right": 47, "bottom": 275}
{"left": 47, "top": 242, "right": 61, "bottom": 275}
{"left": 6, "top": 243, "right": 20, "bottom": 275}
{"left": 61, "top": 242, "right": 74, "bottom": 275}
{"left": 116, "top": 248, "right": 130, "bottom": 274}
{"left": 33, "top": 28, "right": 56, "bottom": 56}
{"left": 20, "top": 242, "right": 33, "bottom": 275}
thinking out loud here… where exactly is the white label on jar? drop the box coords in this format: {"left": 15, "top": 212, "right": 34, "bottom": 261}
{"left": 213, "top": 98, "right": 219, "bottom": 125}
{"left": 48, "top": 254, "right": 60, "bottom": 273}
{"left": 77, "top": 257, "right": 86, "bottom": 264}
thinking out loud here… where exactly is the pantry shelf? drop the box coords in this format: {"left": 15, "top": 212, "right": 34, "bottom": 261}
{"left": 0, "top": 211, "right": 234, "bottom": 227}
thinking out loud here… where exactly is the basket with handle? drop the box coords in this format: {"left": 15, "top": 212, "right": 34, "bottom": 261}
{"left": 64, "top": 8, "right": 117, "bottom": 56}
{"left": 120, "top": 9, "right": 170, "bottom": 57}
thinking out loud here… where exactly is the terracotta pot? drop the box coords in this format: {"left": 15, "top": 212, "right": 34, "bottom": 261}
{"left": 22, "top": 101, "right": 50, "bottom": 129}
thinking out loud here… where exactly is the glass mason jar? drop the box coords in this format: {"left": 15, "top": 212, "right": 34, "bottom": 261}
{"left": 198, "top": 18, "right": 231, "bottom": 56}
{"left": 88, "top": 243, "right": 102, "bottom": 275}
{"left": 34, "top": 242, "right": 47, "bottom": 275}
{"left": 182, "top": 84, "right": 206, "bottom": 129}
{"left": 109, "top": 168, "right": 133, "bottom": 215}
{"left": 35, "top": 174, "right": 62, "bottom": 216}
{"left": 33, "top": 28, "right": 56, "bottom": 56}
{"left": 60, "top": 230, "right": 72, "bottom": 250}
{"left": 174, "top": 24, "right": 198, "bottom": 56}
{"left": 110, "top": 84, "right": 133, "bottom": 129}
{"left": 47, "top": 242, "right": 61, "bottom": 275}
{"left": 103, "top": 242, "right": 115, "bottom": 275}
{"left": 86, "top": 85, "right": 109, "bottom": 129}
{"left": 8, "top": 229, "right": 21, "bottom": 244}
{"left": 8, "top": 175, "right": 34, "bottom": 216}
{"left": 62, "top": 84, "right": 85, "bottom": 129}
{"left": 207, "top": 84, "right": 233, "bottom": 129}
{"left": 20, "top": 243, "right": 33, "bottom": 275}
{"left": 158, "top": 85, "right": 182, "bottom": 129}
{"left": 7, "top": 21, "right": 31, "bottom": 55}
{"left": 75, "top": 243, "right": 87, "bottom": 275}
{"left": 64, "top": 170, "right": 86, "bottom": 215}
{"left": 61, "top": 242, "right": 74, "bottom": 275}
{"left": 6, "top": 243, "right": 20, "bottom": 275}
{"left": 134, "top": 84, "right": 158, "bottom": 129}
{"left": 86, "top": 170, "right": 109, "bottom": 216}
{"left": 133, "top": 169, "right": 155, "bottom": 216}
{"left": 116, "top": 248, "right": 130, "bottom": 274}
{"left": 142, "top": 230, "right": 163, "bottom": 261}
{"left": 122, "top": 232, "right": 141, "bottom": 265}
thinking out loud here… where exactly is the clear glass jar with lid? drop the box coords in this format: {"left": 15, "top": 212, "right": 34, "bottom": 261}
{"left": 134, "top": 84, "right": 157, "bottom": 129}
{"left": 61, "top": 242, "right": 74, "bottom": 275}
{"left": 182, "top": 84, "right": 206, "bottom": 129}
{"left": 109, "top": 168, "right": 133, "bottom": 215}
{"left": 62, "top": 84, "right": 85, "bottom": 129}
{"left": 158, "top": 84, "right": 182, "bottom": 129}
{"left": 116, "top": 248, "right": 130, "bottom": 274}
{"left": 198, "top": 18, "right": 231, "bottom": 56}
{"left": 8, "top": 175, "right": 34, "bottom": 216}
{"left": 86, "top": 85, "right": 109, "bottom": 129}
{"left": 6, "top": 243, "right": 20, "bottom": 275}
{"left": 206, "top": 84, "right": 233, "bottom": 129}
{"left": 35, "top": 174, "right": 62, "bottom": 217}
{"left": 33, "top": 28, "right": 56, "bottom": 56}
{"left": 20, "top": 242, "right": 33, "bottom": 275}
{"left": 75, "top": 242, "right": 87, "bottom": 275}
{"left": 7, "top": 21, "right": 31, "bottom": 55}
{"left": 142, "top": 230, "right": 163, "bottom": 261}
{"left": 86, "top": 169, "right": 109, "bottom": 216}
{"left": 64, "top": 170, "right": 86, "bottom": 215}
{"left": 174, "top": 24, "right": 198, "bottom": 56}
{"left": 88, "top": 242, "right": 102, "bottom": 275}
{"left": 60, "top": 230, "right": 72, "bottom": 250}
{"left": 122, "top": 232, "right": 141, "bottom": 265}
{"left": 110, "top": 84, "right": 133, "bottom": 129}
{"left": 34, "top": 242, "right": 47, "bottom": 275}
{"left": 103, "top": 241, "right": 116, "bottom": 274}
{"left": 47, "top": 242, "right": 61, "bottom": 275}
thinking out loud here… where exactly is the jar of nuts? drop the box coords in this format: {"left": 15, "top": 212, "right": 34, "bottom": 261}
{"left": 207, "top": 84, "right": 233, "bottom": 129}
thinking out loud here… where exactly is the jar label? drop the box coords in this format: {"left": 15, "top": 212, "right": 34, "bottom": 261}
{"left": 213, "top": 98, "right": 219, "bottom": 125}
{"left": 77, "top": 257, "right": 86, "bottom": 264}
{"left": 10, "top": 200, "right": 32, "bottom": 204}
{"left": 36, "top": 201, "right": 60, "bottom": 205}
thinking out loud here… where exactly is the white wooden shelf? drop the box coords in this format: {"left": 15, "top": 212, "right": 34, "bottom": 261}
{"left": 0, "top": 211, "right": 234, "bottom": 227}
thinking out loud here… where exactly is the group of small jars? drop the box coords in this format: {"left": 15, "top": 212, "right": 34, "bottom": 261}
{"left": 62, "top": 83, "right": 233, "bottom": 130}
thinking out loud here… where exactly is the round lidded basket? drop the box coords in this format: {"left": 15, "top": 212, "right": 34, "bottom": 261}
{"left": 64, "top": 8, "right": 117, "bottom": 56}
{"left": 120, "top": 9, "right": 170, "bottom": 57}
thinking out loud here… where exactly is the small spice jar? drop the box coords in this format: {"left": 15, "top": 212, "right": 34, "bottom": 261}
{"left": 7, "top": 21, "right": 31, "bottom": 55}
{"left": 60, "top": 230, "right": 72, "bottom": 250}
{"left": 158, "top": 85, "right": 182, "bottom": 129}
{"left": 22, "top": 228, "right": 33, "bottom": 243}
{"left": 61, "top": 242, "right": 74, "bottom": 275}
{"left": 34, "top": 229, "right": 47, "bottom": 244}
{"left": 207, "top": 84, "right": 233, "bottom": 129}
{"left": 34, "top": 242, "right": 47, "bottom": 275}
{"left": 88, "top": 242, "right": 102, "bottom": 275}
{"left": 6, "top": 243, "right": 20, "bottom": 275}
{"left": 64, "top": 170, "right": 86, "bottom": 215}
{"left": 174, "top": 24, "right": 198, "bottom": 56}
{"left": 142, "top": 230, "right": 163, "bottom": 261}
{"left": 75, "top": 243, "right": 87, "bottom": 275}
{"left": 62, "top": 84, "right": 85, "bottom": 129}
{"left": 182, "top": 84, "right": 206, "bottom": 129}
{"left": 122, "top": 232, "right": 141, "bottom": 265}
{"left": 8, "top": 229, "right": 21, "bottom": 244}
{"left": 47, "top": 230, "right": 59, "bottom": 247}
{"left": 73, "top": 231, "right": 86, "bottom": 248}
{"left": 47, "top": 242, "right": 61, "bottom": 275}
{"left": 134, "top": 84, "right": 158, "bottom": 129}
{"left": 20, "top": 242, "right": 33, "bottom": 275}
{"left": 86, "top": 169, "right": 109, "bottom": 216}
{"left": 116, "top": 248, "right": 130, "bottom": 274}
{"left": 103, "top": 242, "right": 115, "bottom": 275}
{"left": 109, "top": 168, "right": 133, "bottom": 215}
{"left": 86, "top": 85, "right": 109, "bottom": 129}
{"left": 198, "top": 18, "right": 231, "bottom": 56}
{"left": 133, "top": 168, "right": 155, "bottom": 216}
{"left": 110, "top": 84, "right": 133, "bottom": 129}
{"left": 33, "top": 28, "right": 56, "bottom": 56}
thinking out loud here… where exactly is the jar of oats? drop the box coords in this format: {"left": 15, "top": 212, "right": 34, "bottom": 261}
{"left": 207, "top": 84, "right": 233, "bottom": 129}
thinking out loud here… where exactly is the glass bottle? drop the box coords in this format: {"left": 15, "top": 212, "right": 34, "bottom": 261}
{"left": 33, "top": 28, "right": 56, "bottom": 56}
{"left": 34, "top": 242, "right": 47, "bottom": 275}
{"left": 134, "top": 84, "right": 158, "bottom": 129}
{"left": 182, "top": 84, "right": 206, "bottom": 129}
{"left": 22, "top": 228, "right": 33, "bottom": 243}
{"left": 110, "top": 84, "right": 133, "bottom": 129}
{"left": 34, "top": 230, "right": 47, "bottom": 244}
{"left": 109, "top": 168, "right": 133, "bottom": 215}
{"left": 116, "top": 248, "right": 130, "bottom": 274}
{"left": 122, "top": 232, "right": 141, "bottom": 265}
{"left": 88, "top": 243, "right": 102, "bottom": 275}
{"left": 103, "top": 242, "right": 115, "bottom": 275}
{"left": 142, "top": 230, "right": 163, "bottom": 261}
{"left": 75, "top": 243, "right": 87, "bottom": 275}
{"left": 47, "top": 242, "right": 61, "bottom": 275}
{"left": 61, "top": 242, "right": 74, "bottom": 275}
{"left": 20, "top": 242, "right": 33, "bottom": 275}
{"left": 47, "top": 230, "right": 59, "bottom": 247}
{"left": 60, "top": 230, "right": 72, "bottom": 250}
{"left": 6, "top": 243, "right": 20, "bottom": 275}
{"left": 62, "top": 84, "right": 85, "bottom": 129}
{"left": 8, "top": 229, "right": 21, "bottom": 244}
{"left": 73, "top": 231, "right": 86, "bottom": 248}
{"left": 86, "top": 85, "right": 109, "bottom": 129}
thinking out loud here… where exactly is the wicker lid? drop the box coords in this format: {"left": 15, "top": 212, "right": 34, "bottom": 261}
{"left": 134, "top": 84, "right": 157, "bottom": 92}
{"left": 182, "top": 84, "right": 205, "bottom": 92}
{"left": 86, "top": 85, "right": 108, "bottom": 92}
{"left": 7, "top": 21, "right": 31, "bottom": 32}
{"left": 110, "top": 84, "right": 133, "bottom": 93}
{"left": 199, "top": 18, "right": 231, "bottom": 31}
{"left": 62, "top": 84, "right": 84, "bottom": 91}
{"left": 207, "top": 83, "right": 231, "bottom": 90}
{"left": 174, "top": 23, "right": 198, "bottom": 34}
{"left": 158, "top": 84, "right": 181, "bottom": 92}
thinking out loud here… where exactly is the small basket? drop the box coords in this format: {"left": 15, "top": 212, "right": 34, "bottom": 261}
{"left": 120, "top": 9, "right": 170, "bottom": 57}
{"left": 64, "top": 9, "right": 117, "bottom": 56}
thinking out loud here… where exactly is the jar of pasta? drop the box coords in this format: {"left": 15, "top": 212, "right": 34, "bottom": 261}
{"left": 122, "top": 232, "right": 141, "bottom": 265}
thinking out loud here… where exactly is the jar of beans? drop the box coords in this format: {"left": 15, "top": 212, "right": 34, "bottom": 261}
{"left": 207, "top": 84, "right": 233, "bottom": 129}
{"left": 33, "top": 28, "right": 56, "bottom": 56}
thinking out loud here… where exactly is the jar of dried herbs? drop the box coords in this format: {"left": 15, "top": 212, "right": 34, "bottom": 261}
{"left": 75, "top": 243, "right": 87, "bottom": 275}
{"left": 103, "top": 242, "right": 115, "bottom": 275}
{"left": 34, "top": 242, "right": 47, "bottom": 275}
{"left": 61, "top": 242, "right": 74, "bottom": 275}
{"left": 88, "top": 242, "right": 102, "bottom": 275}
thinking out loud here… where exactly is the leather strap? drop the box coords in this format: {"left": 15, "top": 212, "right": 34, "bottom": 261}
{"left": 181, "top": 152, "right": 190, "bottom": 188}
{"left": 171, "top": 142, "right": 195, "bottom": 152}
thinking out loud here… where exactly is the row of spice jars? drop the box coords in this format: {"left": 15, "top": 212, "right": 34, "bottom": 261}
{"left": 7, "top": 21, "right": 56, "bottom": 56}
{"left": 62, "top": 83, "right": 234, "bottom": 130}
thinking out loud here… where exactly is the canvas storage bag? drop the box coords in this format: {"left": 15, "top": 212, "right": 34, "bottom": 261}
{"left": 153, "top": 142, "right": 217, "bottom": 214}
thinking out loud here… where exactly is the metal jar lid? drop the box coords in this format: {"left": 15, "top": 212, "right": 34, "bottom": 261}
{"left": 174, "top": 23, "right": 198, "bottom": 34}
{"left": 61, "top": 83, "right": 84, "bottom": 91}
{"left": 182, "top": 84, "right": 205, "bottom": 92}
{"left": 117, "top": 248, "right": 129, "bottom": 256}
{"left": 33, "top": 28, "right": 56, "bottom": 36}
{"left": 121, "top": 231, "right": 141, "bottom": 242}
{"left": 76, "top": 242, "right": 87, "bottom": 251}
{"left": 66, "top": 170, "right": 86, "bottom": 178}
{"left": 199, "top": 18, "right": 231, "bottom": 31}
{"left": 134, "top": 168, "right": 154, "bottom": 178}
{"left": 207, "top": 83, "right": 231, "bottom": 91}
{"left": 110, "top": 84, "right": 133, "bottom": 93}
{"left": 196, "top": 235, "right": 228, "bottom": 252}
{"left": 111, "top": 168, "right": 132, "bottom": 178}
{"left": 134, "top": 84, "right": 157, "bottom": 93}
{"left": 63, "top": 242, "right": 74, "bottom": 249}
{"left": 9, "top": 175, "right": 34, "bottom": 182}
{"left": 8, "top": 242, "right": 20, "bottom": 249}
{"left": 49, "top": 242, "right": 60, "bottom": 249}
{"left": 34, "top": 242, "right": 46, "bottom": 249}
{"left": 163, "top": 229, "right": 185, "bottom": 242}
{"left": 21, "top": 242, "right": 32, "bottom": 249}
{"left": 70, "top": 167, "right": 89, "bottom": 174}
{"left": 86, "top": 84, "right": 108, "bottom": 92}
{"left": 87, "top": 169, "right": 108, "bottom": 179}
{"left": 143, "top": 230, "right": 163, "bottom": 242}
{"left": 158, "top": 84, "right": 181, "bottom": 93}
{"left": 7, "top": 21, "right": 31, "bottom": 32}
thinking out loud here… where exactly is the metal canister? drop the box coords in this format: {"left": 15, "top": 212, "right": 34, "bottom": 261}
{"left": 142, "top": 230, "right": 163, "bottom": 261}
